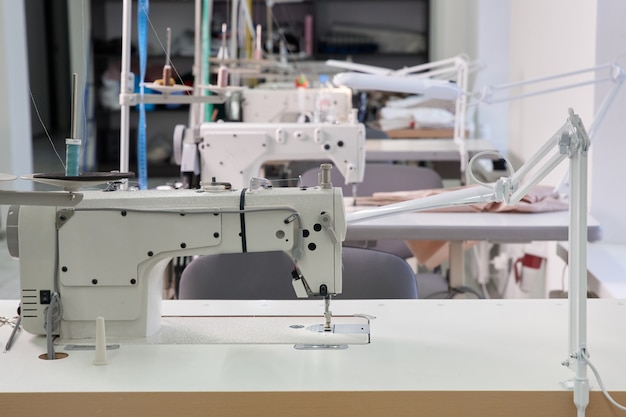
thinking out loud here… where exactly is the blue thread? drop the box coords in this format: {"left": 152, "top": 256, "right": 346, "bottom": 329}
{"left": 137, "top": 0, "right": 149, "bottom": 189}
{"left": 65, "top": 139, "right": 81, "bottom": 176}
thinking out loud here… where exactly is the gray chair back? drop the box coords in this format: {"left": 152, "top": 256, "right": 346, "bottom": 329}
{"left": 178, "top": 247, "right": 418, "bottom": 300}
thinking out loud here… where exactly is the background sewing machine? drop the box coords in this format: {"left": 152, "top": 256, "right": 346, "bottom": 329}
{"left": 239, "top": 85, "right": 354, "bottom": 124}
{"left": 194, "top": 122, "right": 365, "bottom": 189}
{"left": 7, "top": 173, "right": 346, "bottom": 341}
{"left": 173, "top": 75, "right": 365, "bottom": 189}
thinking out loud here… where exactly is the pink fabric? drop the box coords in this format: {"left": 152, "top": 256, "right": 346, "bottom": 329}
{"left": 355, "top": 184, "right": 568, "bottom": 213}
{"left": 354, "top": 184, "right": 568, "bottom": 268}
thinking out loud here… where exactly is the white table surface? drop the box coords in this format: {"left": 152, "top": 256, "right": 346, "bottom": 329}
{"left": 346, "top": 210, "right": 602, "bottom": 243}
{"left": 1, "top": 299, "right": 624, "bottom": 417}
{"left": 365, "top": 138, "right": 497, "bottom": 161}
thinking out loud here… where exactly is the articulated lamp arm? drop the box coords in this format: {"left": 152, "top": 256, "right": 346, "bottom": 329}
{"left": 346, "top": 108, "right": 593, "bottom": 416}
{"left": 331, "top": 55, "right": 471, "bottom": 175}
{"left": 346, "top": 108, "right": 588, "bottom": 224}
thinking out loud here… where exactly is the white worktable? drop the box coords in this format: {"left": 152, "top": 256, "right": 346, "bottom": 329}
{"left": 365, "top": 138, "right": 497, "bottom": 161}
{"left": 0, "top": 299, "right": 624, "bottom": 417}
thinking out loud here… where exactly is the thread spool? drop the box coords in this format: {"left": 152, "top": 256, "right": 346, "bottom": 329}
{"left": 304, "top": 15, "right": 313, "bottom": 56}
{"left": 255, "top": 24, "right": 263, "bottom": 60}
{"left": 65, "top": 138, "right": 81, "bottom": 177}
{"left": 319, "top": 163, "right": 332, "bottom": 189}
{"left": 162, "top": 65, "right": 172, "bottom": 86}
{"left": 217, "top": 65, "right": 229, "bottom": 87}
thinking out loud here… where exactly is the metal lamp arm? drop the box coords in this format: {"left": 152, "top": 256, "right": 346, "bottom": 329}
{"left": 346, "top": 185, "right": 498, "bottom": 224}
{"left": 346, "top": 109, "right": 587, "bottom": 223}
{"left": 473, "top": 62, "right": 625, "bottom": 105}
{"left": 394, "top": 54, "right": 469, "bottom": 77}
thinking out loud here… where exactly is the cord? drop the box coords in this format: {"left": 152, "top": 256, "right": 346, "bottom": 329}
{"left": 45, "top": 292, "right": 62, "bottom": 360}
{"left": 239, "top": 188, "right": 248, "bottom": 252}
{"left": 140, "top": 11, "right": 185, "bottom": 86}
{"left": 424, "top": 286, "right": 484, "bottom": 300}
{"left": 467, "top": 150, "right": 514, "bottom": 187}
{"left": 449, "top": 286, "right": 484, "bottom": 299}
{"left": 29, "top": 88, "right": 65, "bottom": 170}
{"left": 561, "top": 262, "right": 568, "bottom": 293}
{"left": 480, "top": 282, "right": 491, "bottom": 299}
{"left": 584, "top": 354, "right": 626, "bottom": 411}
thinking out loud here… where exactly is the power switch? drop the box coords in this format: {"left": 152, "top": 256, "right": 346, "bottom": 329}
{"left": 40, "top": 290, "right": 51, "bottom": 305}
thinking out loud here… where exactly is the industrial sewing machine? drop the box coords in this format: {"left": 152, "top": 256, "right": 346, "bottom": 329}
{"left": 6, "top": 168, "right": 346, "bottom": 341}
{"left": 239, "top": 86, "right": 354, "bottom": 124}
{"left": 196, "top": 121, "right": 366, "bottom": 189}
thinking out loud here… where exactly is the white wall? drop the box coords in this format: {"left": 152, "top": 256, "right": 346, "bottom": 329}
{"left": 0, "top": 0, "right": 33, "bottom": 187}
{"left": 508, "top": 0, "right": 626, "bottom": 256}
{"left": 430, "top": 0, "right": 510, "bottom": 153}
{"left": 589, "top": 0, "right": 626, "bottom": 243}
{"left": 429, "top": 0, "right": 471, "bottom": 62}
{"left": 471, "top": 0, "right": 510, "bottom": 154}
{"left": 507, "top": 0, "right": 597, "bottom": 184}
{"left": 434, "top": 0, "right": 626, "bottom": 295}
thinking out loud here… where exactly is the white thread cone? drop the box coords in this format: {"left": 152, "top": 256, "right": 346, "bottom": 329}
{"left": 93, "top": 316, "right": 109, "bottom": 365}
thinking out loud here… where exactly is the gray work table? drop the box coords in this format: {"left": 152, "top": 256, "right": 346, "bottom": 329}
{"left": 365, "top": 138, "right": 498, "bottom": 161}
{"left": 345, "top": 210, "right": 602, "bottom": 242}
{"left": 346, "top": 209, "right": 602, "bottom": 289}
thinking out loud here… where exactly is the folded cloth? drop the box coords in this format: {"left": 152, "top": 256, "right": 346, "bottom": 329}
{"left": 354, "top": 184, "right": 568, "bottom": 268}
{"left": 355, "top": 184, "right": 568, "bottom": 213}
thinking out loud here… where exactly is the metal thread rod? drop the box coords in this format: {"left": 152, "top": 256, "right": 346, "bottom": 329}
{"left": 70, "top": 73, "right": 79, "bottom": 139}
{"left": 119, "top": 0, "right": 133, "bottom": 178}
{"left": 66, "top": 73, "right": 81, "bottom": 176}
{"left": 162, "top": 27, "right": 172, "bottom": 85}
{"left": 165, "top": 27, "right": 171, "bottom": 66}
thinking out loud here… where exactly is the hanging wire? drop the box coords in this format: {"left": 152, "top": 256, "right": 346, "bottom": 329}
{"left": 29, "top": 88, "right": 65, "bottom": 170}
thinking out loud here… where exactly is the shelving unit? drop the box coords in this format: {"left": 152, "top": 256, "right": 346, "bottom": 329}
{"left": 314, "top": 0, "right": 429, "bottom": 69}
{"left": 89, "top": 0, "right": 430, "bottom": 177}
{"left": 90, "top": 0, "right": 197, "bottom": 176}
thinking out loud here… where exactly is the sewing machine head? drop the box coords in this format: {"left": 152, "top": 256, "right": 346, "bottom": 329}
{"left": 197, "top": 122, "right": 366, "bottom": 189}
{"left": 239, "top": 87, "right": 354, "bottom": 124}
{"left": 7, "top": 177, "right": 346, "bottom": 340}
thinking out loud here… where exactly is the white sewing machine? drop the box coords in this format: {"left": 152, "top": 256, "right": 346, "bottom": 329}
{"left": 240, "top": 86, "right": 354, "bottom": 123}
{"left": 7, "top": 171, "right": 346, "bottom": 340}
{"left": 197, "top": 122, "right": 366, "bottom": 189}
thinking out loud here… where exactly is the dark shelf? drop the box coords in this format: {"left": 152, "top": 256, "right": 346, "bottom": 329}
{"left": 91, "top": 0, "right": 430, "bottom": 175}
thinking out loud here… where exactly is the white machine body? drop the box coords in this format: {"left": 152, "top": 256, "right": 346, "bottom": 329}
{"left": 198, "top": 122, "right": 366, "bottom": 189}
{"left": 10, "top": 185, "right": 346, "bottom": 339}
{"left": 240, "top": 87, "right": 354, "bottom": 123}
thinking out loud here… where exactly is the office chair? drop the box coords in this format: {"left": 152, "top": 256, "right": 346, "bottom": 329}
{"left": 299, "top": 163, "right": 444, "bottom": 259}
{"left": 177, "top": 247, "right": 419, "bottom": 300}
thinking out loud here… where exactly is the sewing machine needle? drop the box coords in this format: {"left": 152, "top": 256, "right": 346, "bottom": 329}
{"left": 4, "top": 313, "right": 22, "bottom": 352}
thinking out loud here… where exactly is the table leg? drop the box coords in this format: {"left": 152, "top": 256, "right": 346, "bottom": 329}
{"left": 449, "top": 241, "right": 465, "bottom": 292}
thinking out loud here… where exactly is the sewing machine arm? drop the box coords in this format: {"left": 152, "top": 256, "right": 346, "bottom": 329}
{"left": 9, "top": 185, "right": 345, "bottom": 339}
